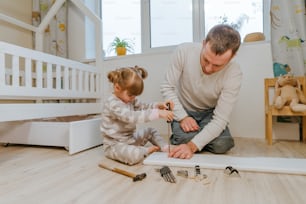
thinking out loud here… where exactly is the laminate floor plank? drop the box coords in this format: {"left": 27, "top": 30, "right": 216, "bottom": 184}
{"left": 1, "top": 138, "right": 306, "bottom": 204}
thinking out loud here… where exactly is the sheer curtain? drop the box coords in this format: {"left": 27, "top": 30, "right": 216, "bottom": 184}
{"left": 32, "top": 0, "right": 67, "bottom": 58}
{"left": 271, "top": 0, "right": 306, "bottom": 76}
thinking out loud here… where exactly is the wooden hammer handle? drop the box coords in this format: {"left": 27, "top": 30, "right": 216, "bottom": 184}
{"left": 99, "top": 163, "right": 135, "bottom": 178}
{"left": 112, "top": 168, "right": 135, "bottom": 178}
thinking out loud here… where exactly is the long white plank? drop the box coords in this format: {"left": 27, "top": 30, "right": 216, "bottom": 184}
{"left": 143, "top": 152, "right": 306, "bottom": 175}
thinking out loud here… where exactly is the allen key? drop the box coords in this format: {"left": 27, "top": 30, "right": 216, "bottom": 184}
{"left": 159, "top": 166, "right": 176, "bottom": 183}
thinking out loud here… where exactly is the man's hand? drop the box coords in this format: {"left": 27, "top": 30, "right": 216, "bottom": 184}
{"left": 180, "top": 117, "right": 199, "bottom": 132}
{"left": 169, "top": 141, "right": 198, "bottom": 159}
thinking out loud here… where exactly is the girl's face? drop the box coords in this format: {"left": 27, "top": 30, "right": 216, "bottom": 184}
{"left": 114, "top": 84, "right": 136, "bottom": 103}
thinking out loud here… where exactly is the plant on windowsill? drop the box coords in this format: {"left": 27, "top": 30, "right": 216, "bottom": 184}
{"left": 108, "top": 37, "right": 135, "bottom": 56}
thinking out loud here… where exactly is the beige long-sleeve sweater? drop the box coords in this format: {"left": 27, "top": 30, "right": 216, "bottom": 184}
{"left": 160, "top": 42, "right": 242, "bottom": 150}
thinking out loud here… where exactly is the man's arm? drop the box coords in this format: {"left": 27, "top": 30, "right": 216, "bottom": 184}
{"left": 191, "top": 65, "right": 242, "bottom": 150}
{"left": 160, "top": 44, "right": 189, "bottom": 121}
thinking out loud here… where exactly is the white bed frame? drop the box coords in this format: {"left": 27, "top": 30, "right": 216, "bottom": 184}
{"left": 0, "top": 41, "right": 103, "bottom": 154}
{"left": 0, "top": 0, "right": 105, "bottom": 154}
{"left": 0, "top": 41, "right": 102, "bottom": 121}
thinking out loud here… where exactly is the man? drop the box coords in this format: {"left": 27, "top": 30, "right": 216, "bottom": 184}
{"left": 160, "top": 24, "right": 242, "bottom": 159}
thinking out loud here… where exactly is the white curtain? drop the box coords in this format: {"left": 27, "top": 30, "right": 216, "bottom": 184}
{"left": 271, "top": 0, "right": 306, "bottom": 76}
{"left": 32, "top": 0, "right": 68, "bottom": 58}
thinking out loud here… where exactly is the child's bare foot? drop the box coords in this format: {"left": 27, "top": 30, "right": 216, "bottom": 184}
{"left": 148, "top": 145, "right": 160, "bottom": 154}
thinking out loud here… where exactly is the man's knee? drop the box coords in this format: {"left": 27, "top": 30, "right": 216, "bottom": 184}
{"left": 204, "top": 137, "right": 234, "bottom": 154}
{"left": 170, "top": 121, "right": 197, "bottom": 145}
{"left": 170, "top": 132, "right": 196, "bottom": 145}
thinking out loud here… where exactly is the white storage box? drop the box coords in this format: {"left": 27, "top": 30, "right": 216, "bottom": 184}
{"left": 0, "top": 117, "right": 103, "bottom": 154}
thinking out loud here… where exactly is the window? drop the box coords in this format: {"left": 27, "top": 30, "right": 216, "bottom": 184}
{"left": 100, "top": 0, "right": 270, "bottom": 58}
{"left": 204, "top": 0, "right": 264, "bottom": 40}
{"left": 149, "top": 0, "right": 193, "bottom": 48}
{"left": 101, "top": 0, "right": 141, "bottom": 57}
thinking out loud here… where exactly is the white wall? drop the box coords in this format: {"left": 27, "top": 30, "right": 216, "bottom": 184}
{"left": 0, "top": 0, "right": 32, "bottom": 48}
{"left": 67, "top": 0, "right": 100, "bottom": 61}
{"left": 67, "top": 1, "right": 86, "bottom": 61}
{"left": 101, "top": 42, "right": 274, "bottom": 138}
{"left": 230, "top": 42, "right": 274, "bottom": 138}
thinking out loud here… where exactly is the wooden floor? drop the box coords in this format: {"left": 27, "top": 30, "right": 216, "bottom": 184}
{"left": 1, "top": 137, "right": 306, "bottom": 204}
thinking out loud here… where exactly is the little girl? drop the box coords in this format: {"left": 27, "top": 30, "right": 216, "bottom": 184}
{"left": 101, "top": 66, "right": 174, "bottom": 165}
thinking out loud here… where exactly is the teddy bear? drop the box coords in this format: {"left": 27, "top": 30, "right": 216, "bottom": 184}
{"left": 273, "top": 74, "right": 306, "bottom": 112}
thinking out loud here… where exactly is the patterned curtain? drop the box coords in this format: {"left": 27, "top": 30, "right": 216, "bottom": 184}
{"left": 32, "top": 0, "right": 67, "bottom": 58}
{"left": 271, "top": 0, "right": 306, "bottom": 76}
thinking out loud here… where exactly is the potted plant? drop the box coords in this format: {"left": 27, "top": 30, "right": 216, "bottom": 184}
{"left": 108, "top": 37, "right": 134, "bottom": 56}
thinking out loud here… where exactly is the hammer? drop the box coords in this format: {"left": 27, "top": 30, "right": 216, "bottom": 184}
{"left": 98, "top": 163, "right": 146, "bottom": 182}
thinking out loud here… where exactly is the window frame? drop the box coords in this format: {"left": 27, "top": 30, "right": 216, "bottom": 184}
{"left": 141, "top": 0, "right": 270, "bottom": 54}
{"left": 98, "top": 0, "right": 271, "bottom": 57}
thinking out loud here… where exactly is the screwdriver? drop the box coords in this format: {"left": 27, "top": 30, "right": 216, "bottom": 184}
{"left": 166, "top": 103, "right": 171, "bottom": 153}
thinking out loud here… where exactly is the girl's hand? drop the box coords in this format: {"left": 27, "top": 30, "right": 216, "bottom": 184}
{"left": 156, "top": 100, "right": 174, "bottom": 110}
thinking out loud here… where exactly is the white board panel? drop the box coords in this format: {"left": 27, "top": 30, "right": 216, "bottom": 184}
{"left": 143, "top": 152, "right": 306, "bottom": 175}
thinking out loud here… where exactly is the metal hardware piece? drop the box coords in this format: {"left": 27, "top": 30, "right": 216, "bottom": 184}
{"left": 177, "top": 170, "right": 189, "bottom": 178}
{"left": 224, "top": 166, "right": 240, "bottom": 177}
{"left": 194, "top": 165, "right": 202, "bottom": 182}
{"left": 159, "top": 166, "right": 176, "bottom": 183}
{"left": 192, "top": 165, "right": 208, "bottom": 181}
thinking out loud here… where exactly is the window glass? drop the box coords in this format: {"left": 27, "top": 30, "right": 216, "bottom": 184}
{"left": 204, "top": 0, "right": 263, "bottom": 40}
{"left": 150, "top": 0, "right": 193, "bottom": 48}
{"left": 101, "top": 0, "right": 141, "bottom": 57}
{"left": 99, "top": 0, "right": 266, "bottom": 58}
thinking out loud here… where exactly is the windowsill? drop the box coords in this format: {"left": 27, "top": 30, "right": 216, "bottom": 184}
{"left": 107, "top": 45, "right": 176, "bottom": 60}
{"left": 81, "top": 40, "right": 271, "bottom": 64}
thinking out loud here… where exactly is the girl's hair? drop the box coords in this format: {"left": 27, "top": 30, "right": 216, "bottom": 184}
{"left": 205, "top": 24, "right": 241, "bottom": 56}
{"left": 107, "top": 65, "right": 148, "bottom": 96}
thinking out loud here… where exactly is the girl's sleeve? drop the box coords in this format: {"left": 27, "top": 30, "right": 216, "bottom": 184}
{"left": 110, "top": 98, "right": 158, "bottom": 123}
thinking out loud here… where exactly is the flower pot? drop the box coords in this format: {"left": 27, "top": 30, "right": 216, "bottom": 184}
{"left": 116, "top": 47, "right": 127, "bottom": 56}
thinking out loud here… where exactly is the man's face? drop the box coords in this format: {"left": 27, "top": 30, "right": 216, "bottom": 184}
{"left": 200, "top": 41, "right": 233, "bottom": 75}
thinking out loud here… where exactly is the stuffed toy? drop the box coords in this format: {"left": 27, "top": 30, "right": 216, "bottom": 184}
{"left": 273, "top": 74, "right": 306, "bottom": 112}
